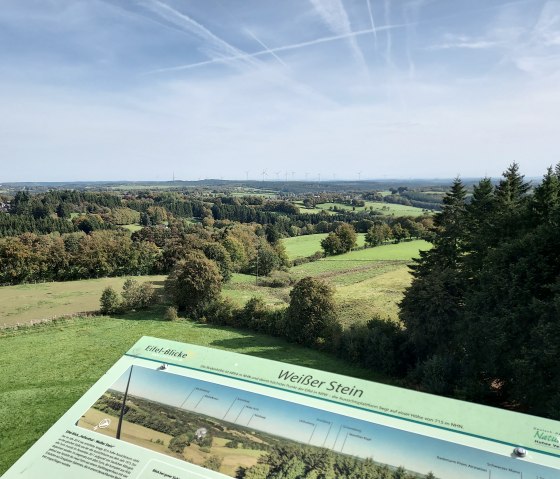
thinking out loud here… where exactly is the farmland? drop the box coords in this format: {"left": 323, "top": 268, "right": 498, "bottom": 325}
{"left": 0, "top": 239, "right": 428, "bottom": 328}
{"left": 295, "top": 201, "right": 429, "bottom": 217}
{"left": 0, "top": 275, "right": 166, "bottom": 327}
{"left": 289, "top": 239, "right": 431, "bottom": 324}
{"left": 283, "top": 232, "right": 366, "bottom": 259}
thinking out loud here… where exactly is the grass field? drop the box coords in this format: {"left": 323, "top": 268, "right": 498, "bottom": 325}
{"left": 289, "top": 240, "right": 430, "bottom": 325}
{"left": 0, "top": 313, "right": 391, "bottom": 475}
{"left": 223, "top": 273, "right": 290, "bottom": 308}
{"left": 364, "top": 201, "right": 431, "bottom": 216}
{"left": 0, "top": 275, "right": 166, "bottom": 326}
{"left": 0, "top": 241, "right": 429, "bottom": 328}
{"left": 282, "top": 233, "right": 328, "bottom": 258}
{"left": 295, "top": 201, "right": 429, "bottom": 217}
{"left": 282, "top": 233, "right": 366, "bottom": 260}
{"left": 121, "top": 223, "right": 143, "bottom": 232}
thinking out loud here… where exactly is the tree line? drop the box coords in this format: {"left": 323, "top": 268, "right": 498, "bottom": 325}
{"left": 0, "top": 220, "right": 288, "bottom": 285}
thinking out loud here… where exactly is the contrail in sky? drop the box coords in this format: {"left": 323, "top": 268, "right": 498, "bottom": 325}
{"left": 309, "top": 0, "right": 369, "bottom": 74}
{"left": 384, "top": 0, "right": 393, "bottom": 68}
{"left": 144, "top": 0, "right": 260, "bottom": 69}
{"left": 142, "top": 0, "right": 333, "bottom": 104}
{"left": 245, "top": 29, "right": 289, "bottom": 68}
{"left": 365, "top": 0, "right": 378, "bottom": 50}
{"left": 146, "top": 23, "right": 409, "bottom": 75}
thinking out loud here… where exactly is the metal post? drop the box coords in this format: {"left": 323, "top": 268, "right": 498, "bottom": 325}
{"left": 255, "top": 246, "right": 259, "bottom": 286}
{"left": 116, "top": 366, "right": 133, "bottom": 440}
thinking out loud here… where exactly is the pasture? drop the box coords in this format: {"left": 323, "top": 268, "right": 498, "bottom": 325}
{"left": 0, "top": 240, "right": 429, "bottom": 328}
{"left": 0, "top": 275, "right": 166, "bottom": 326}
{"left": 0, "top": 314, "right": 389, "bottom": 475}
{"left": 290, "top": 240, "right": 430, "bottom": 325}
{"left": 122, "top": 223, "right": 143, "bottom": 232}
{"left": 295, "top": 201, "right": 429, "bottom": 217}
{"left": 282, "top": 233, "right": 328, "bottom": 259}
{"left": 222, "top": 273, "right": 290, "bottom": 308}
{"left": 282, "top": 233, "right": 366, "bottom": 260}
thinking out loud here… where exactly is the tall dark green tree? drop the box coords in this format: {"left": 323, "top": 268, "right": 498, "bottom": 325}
{"left": 165, "top": 251, "right": 222, "bottom": 318}
{"left": 493, "top": 162, "right": 531, "bottom": 241}
{"left": 400, "top": 178, "right": 467, "bottom": 363}
{"left": 285, "top": 277, "right": 338, "bottom": 347}
{"left": 460, "top": 165, "right": 560, "bottom": 408}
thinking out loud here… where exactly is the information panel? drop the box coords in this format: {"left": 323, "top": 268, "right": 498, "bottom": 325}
{"left": 4, "top": 336, "right": 560, "bottom": 478}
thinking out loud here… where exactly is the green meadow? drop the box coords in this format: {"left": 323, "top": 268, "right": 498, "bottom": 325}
{"left": 121, "top": 223, "right": 143, "bottom": 232}
{"left": 282, "top": 233, "right": 366, "bottom": 260}
{"left": 0, "top": 240, "right": 429, "bottom": 328}
{"left": 0, "top": 275, "right": 166, "bottom": 327}
{"left": 282, "top": 232, "right": 328, "bottom": 258}
{"left": 290, "top": 240, "right": 430, "bottom": 324}
{"left": 295, "top": 201, "right": 429, "bottom": 217}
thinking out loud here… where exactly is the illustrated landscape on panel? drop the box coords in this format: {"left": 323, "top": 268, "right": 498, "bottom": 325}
{"left": 78, "top": 366, "right": 434, "bottom": 478}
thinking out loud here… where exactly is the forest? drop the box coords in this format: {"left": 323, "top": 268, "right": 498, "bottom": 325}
{"left": 0, "top": 186, "right": 431, "bottom": 285}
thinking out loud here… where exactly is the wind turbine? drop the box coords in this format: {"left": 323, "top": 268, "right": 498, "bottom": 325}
{"left": 261, "top": 169, "right": 267, "bottom": 182}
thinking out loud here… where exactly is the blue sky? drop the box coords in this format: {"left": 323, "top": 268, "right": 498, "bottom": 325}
{"left": 1, "top": 0, "right": 559, "bottom": 181}
{"left": 106, "top": 366, "right": 559, "bottom": 478}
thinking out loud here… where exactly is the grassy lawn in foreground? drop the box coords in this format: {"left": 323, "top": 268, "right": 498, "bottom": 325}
{"left": 0, "top": 313, "right": 390, "bottom": 475}
{"left": 0, "top": 275, "right": 166, "bottom": 326}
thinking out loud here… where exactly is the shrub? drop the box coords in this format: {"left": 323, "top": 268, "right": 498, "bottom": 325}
{"left": 122, "top": 279, "right": 158, "bottom": 310}
{"left": 291, "top": 250, "right": 324, "bottom": 267}
{"left": 241, "top": 297, "right": 278, "bottom": 333}
{"left": 258, "top": 271, "right": 294, "bottom": 288}
{"left": 164, "top": 306, "right": 179, "bottom": 321}
{"left": 137, "top": 282, "right": 157, "bottom": 308}
{"left": 204, "top": 298, "right": 238, "bottom": 326}
{"left": 168, "top": 434, "right": 191, "bottom": 454}
{"left": 121, "top": 279, "right": 141, "bottom": 309}
{"left": 202, "top": 455, "right": 222, "bottom": 472}
{"left": 100, "top": 287, "right": 121, "bottom": 315}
